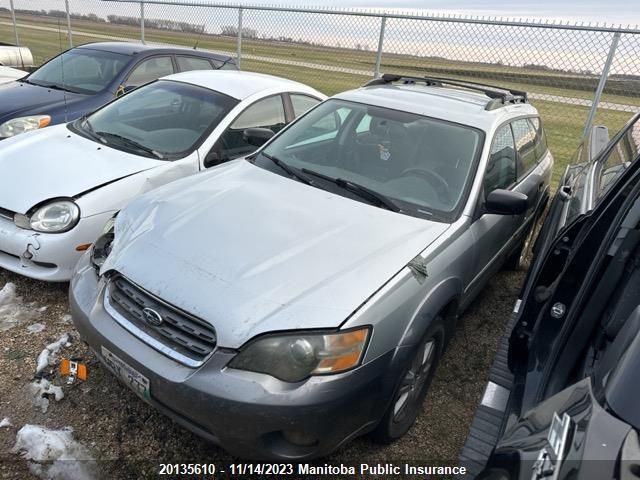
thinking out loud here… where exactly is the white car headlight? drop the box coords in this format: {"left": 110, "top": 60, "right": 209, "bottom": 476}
{"left": 0, "top": 115, "right": 51, "bottom": 138}
{"left": 27, "top": 200, "right": 80, "bottom": 233}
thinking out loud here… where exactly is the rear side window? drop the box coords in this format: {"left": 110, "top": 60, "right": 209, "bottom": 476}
{"left": 290, "top": 94, "right": 321, "bottom": 118}
{"left": 126, "top": 56, "right": 175, "bottom": 87}
{"left": 512, "top": 119, "right": 538, "bottom": 179}
{"left": 528, "top": 117, "right": 548, "bottom": 159}
{"left": 484, "top": 125, "right": 516, "bottom": 193}
{"left": 176, "top": 56, "right": 213, "bottom": 72}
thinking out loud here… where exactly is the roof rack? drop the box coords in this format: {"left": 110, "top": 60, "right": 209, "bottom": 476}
{"left": 364, "top": 73, "right": 528, "bottom": 111}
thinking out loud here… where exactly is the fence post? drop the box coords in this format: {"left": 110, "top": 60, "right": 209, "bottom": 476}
{"left": 9, "top": 0, "right": 19, "bottom": 46}
{"left": 65, "top": 0, "right": 73, "bottom": 47}
{"left": 374, "top": 16, "right": 387, "bottom": 78}
{"left": 583, "top": 31, "right": 621, "bottom": 139}
{"left": 236, "top": 7, "right": 243, "bottom": 69}
{"left": 140, "top": 1, "right": 145, "bottom": 44}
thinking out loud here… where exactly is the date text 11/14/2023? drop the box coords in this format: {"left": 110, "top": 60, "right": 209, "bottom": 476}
{"left": 158, "top": 463, "right": 468, "bottom": 477}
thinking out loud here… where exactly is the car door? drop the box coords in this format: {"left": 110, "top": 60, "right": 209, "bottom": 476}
{"left": 466, "top": 124, "right": 520, "bottom": 296}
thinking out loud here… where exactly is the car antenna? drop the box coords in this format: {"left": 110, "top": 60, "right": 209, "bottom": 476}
{"left": 57, "top": 18, "right": 69, "bottom": 123}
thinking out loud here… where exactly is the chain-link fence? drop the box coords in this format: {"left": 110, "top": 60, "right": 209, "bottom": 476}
{"left": 1, "top": 0, "right": 639, "bottom": 182}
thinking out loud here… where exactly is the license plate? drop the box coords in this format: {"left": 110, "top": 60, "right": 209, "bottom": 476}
{"left": 100, "top": 346, "right": 150, "bottom": 400}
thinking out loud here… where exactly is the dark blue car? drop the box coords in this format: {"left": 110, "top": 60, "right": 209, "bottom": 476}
{"left": 0, "top": 42, "right": 236, "bottom": 139}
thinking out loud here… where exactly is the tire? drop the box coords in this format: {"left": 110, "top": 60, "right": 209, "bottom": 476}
{"left": 370, "top": 319, "right": 445, "bottom": 444}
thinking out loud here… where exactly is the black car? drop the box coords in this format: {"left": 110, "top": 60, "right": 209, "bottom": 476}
{"left": 460, "top": 113, "right": 640, "bottom": 480}
{"left": 0, "top": 42, "right": 235, "bottom": 139}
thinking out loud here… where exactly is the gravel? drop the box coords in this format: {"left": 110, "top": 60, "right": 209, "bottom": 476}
{"left": 0, "top": 267, "right": 524, "bottom": 479}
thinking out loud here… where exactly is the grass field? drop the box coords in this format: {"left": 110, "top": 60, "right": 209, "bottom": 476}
{"left": 1, "top": 11, "right": 637, "bottom": 186}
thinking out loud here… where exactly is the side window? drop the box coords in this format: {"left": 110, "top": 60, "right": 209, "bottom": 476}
{"left": 598, "top": 120, "right": 640, "bottom": 196}
{"left": 484, "top": 125, "right": 516, "bottom": 194}
{"left": 512, "top": 119, "right": 538, "bottom": 179}
{"left": 528, "top": 117, "right": 548, "bottom": 160}
{"left": 290, "top": 94, "right": 321, "bottom": 118}
{"left": 176, "top": 56, "right": 213, "bottom": 72}
{"left": 126, "top": 56, "right": 174, "bottom": 87}
{"left": 212, "top": 95, "right": 286, "bottom": 163}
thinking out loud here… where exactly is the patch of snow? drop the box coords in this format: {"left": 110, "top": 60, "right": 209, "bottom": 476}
{"left": 30, "top": 379, "right": 64, "bottom": 414}
{"left": 37, "top": 306, "right": 48, "bottom": 312}
{"left": 35, "top": 334, "right": 70, "bottom": 374}
{"left": 27, "top": 323, "right": 46, "bottom": 334}
{"left": 0, "top": 417, "right": 12, "bottom": 427}
{"left": 59, "top": 314, "right": 72, "bottom": 324}
{"left": 13, "top": 425, "right": 95, "bottom": 480}
{"left": 0, "top": 283, "right": 42, "bottom": 332}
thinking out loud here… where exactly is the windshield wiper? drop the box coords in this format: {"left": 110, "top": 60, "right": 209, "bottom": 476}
{"left": 261, "top": 153, "right": 314, "bottom": 186}
{"left": 95, "top": 131, "right": 164, "bottom": 159}
{"left": 30, "top": 81, "right": 78, "bottom": 93}
{"left": 301, "top": 168, "right": 401, "bottom": 212}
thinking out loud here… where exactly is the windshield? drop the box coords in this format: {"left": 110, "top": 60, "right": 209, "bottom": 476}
{"left": 79, "top": 80, "right": 238, "bottom": 158}
{"left": 27, "top": 48, "right": 129, "bottom": 94}
{"left": 258, "top": 99, "right": 483, "bottom": 219}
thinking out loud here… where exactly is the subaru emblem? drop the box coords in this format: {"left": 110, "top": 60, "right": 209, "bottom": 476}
{"left": 142, "top": 307, "right": 163, "bottom": 327}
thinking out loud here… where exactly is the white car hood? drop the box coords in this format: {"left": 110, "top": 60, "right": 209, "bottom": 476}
{"left": 0, "top": 125, "right": 161, "bottom": 213}
{"left": 0, "top": 66, "right": 26, "bottom": 84}
{"left": 104, "top": 160, "right": 451, "bottom": 348}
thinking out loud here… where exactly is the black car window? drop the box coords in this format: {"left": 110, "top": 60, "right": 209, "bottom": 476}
{"left": 176, "top": 56, "right": 213, "bottom": 72}
{"left": 290, "top": 94, "right": 321, "bottom": 118}
{"left": 528, "top": 117, "right": 548, "bottom": 160}
{"left": 210, "top": 95, "right": 286, "bottom": 164}
{"left": 126, "top": 56, "right": 175, "bottom": 87}
{"left": 598, "top": 120, "right": 640, "bottom": 198}
{"left": 512, "top": 119, "right": 538, "bottom": 179}
{"left": 484, "top": 125, "right": 516, "bottom": 194}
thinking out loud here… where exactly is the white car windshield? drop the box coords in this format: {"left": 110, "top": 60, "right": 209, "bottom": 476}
{"left": 260, "top": 99, "right": 484, "bottom": 219}
{"left": 27, "top": 48, "right": 129, "bottom": 94}
{"left": 80, "top": 80, "right": 239, "bottom": 158}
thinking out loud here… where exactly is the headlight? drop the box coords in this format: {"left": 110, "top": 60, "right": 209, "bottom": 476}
{"left": 0, "top": 115, "right": 51, "bottom": 138}
{"left": 228, "top": 327, "right": 370, "bottom": 382}
{"left": 28, "top": 200, "right": 80, "bottom": 233}
{"left": 90, "top": 217, "right": 116, "bottom": 271}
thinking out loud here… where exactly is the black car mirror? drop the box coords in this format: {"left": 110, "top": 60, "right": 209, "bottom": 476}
{"left": 486, "top": 189, "right": 528, "bottom": 215}
{"left": 203, "top": 151, "right": 222, "bottom": 169}
{"left": 243, "top": 128, "right": 275, "bottom": 147}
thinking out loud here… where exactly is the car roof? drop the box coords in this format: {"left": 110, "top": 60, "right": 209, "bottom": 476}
{"left": 76, "top": 42, "right": 233, "bottom": 61}
{"left": 163, "top": 70, "right": 321, "bottom": 100}
{"left": 334, "top": 83, "right": 539, "bottom": 130}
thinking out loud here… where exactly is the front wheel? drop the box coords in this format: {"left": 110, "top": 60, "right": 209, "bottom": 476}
{"left": 371, "top": 320, "right": 445, "bottom": 443}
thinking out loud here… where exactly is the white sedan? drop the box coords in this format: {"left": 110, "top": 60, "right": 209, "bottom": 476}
{"left": 0, "top": 66, "right": 26, "bottom": 84}
{"left": 0, "top": 70, "right": 325, "bottom": 281}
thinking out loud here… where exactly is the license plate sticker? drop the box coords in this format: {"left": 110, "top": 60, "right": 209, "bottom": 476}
{"left": 100, "top": 346, "right": 150, "bottom": 400}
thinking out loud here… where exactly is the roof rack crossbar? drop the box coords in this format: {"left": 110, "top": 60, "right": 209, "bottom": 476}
{"left": 364, "top": 73, "right": 528, "bottom": 111}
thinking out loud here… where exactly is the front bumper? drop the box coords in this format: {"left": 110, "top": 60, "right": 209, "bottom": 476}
{"left": 0, "top": 212, "right": 113, "bottom": 282}
{"left": 70, "top": 255, "right": 408, "bottom": 460}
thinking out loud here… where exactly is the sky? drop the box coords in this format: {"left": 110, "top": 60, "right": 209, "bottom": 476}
{"left": 227, "top": 0, "right": 640, "bottom": 26}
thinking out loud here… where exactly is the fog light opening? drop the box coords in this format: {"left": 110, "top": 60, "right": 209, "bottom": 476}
{"left": 282, "top": 429, "right": 319, "bottom": 447}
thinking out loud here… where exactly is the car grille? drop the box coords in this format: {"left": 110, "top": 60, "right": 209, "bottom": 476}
{"left": 105, "top": 275, "right": 217, "bottom": 366}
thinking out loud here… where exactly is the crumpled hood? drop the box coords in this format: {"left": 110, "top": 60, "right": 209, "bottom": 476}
{"left": 0, "top": 125, "right": 161, "bottom": 213}
{"left": 0, "top": 81, "right": 86, "bottom": 123}
{"left": 104, "top": 160, "right": 450, "bottom": 348}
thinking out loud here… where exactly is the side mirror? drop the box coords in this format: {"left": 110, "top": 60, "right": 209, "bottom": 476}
{"left": 243, "top": 127, "right": 275, "bottom": 147}
{"left": 486, "top": 189, "right": 528, "bottom": 215}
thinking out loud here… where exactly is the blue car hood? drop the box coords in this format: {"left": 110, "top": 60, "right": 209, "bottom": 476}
{"left": 103, "top": 160, "right": 451, "bottom": 347}
{"left": 0, "top": 81, "right": 88, "bottom": 123}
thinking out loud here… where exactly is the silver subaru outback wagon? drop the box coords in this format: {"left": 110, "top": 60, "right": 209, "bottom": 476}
{"left": 70, "top": 74, "right": 553, "bottom": 460}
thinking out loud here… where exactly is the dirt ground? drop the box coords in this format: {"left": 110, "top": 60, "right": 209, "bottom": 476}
{"left": 0, "top": 266, "right": 524, "bottom": 479}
